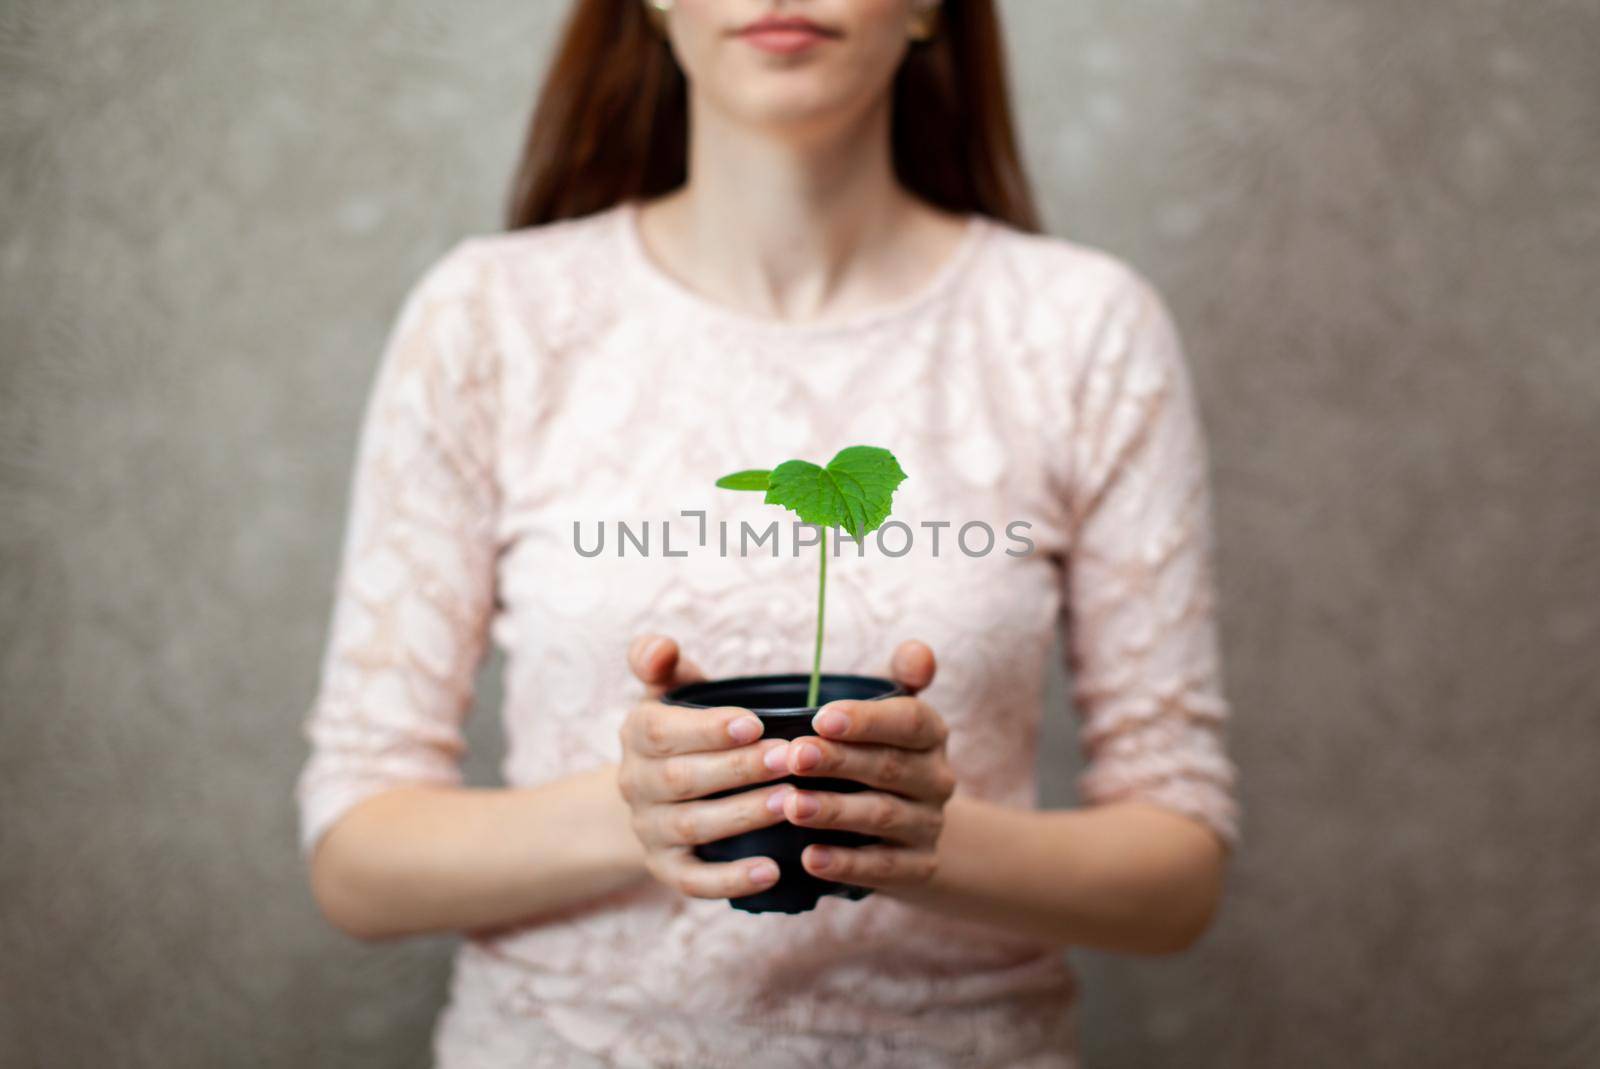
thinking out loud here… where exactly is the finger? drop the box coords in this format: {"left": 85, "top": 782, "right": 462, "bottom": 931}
{"left": 768, "top": 785, "right": 942, "bottom": 848}
{"left": 810, "top": 696, "right": 947, "bottom": 749}
{"left": 628, "top": 634, "right": 672, "bottom": 681}
{"left": 628, "top": 635, "right": 708, "bottom": 697}
{"left": 645, "top": 738, "right": 792, "bottom": 803}
{"left": 889, "top": 640, "right": 936, "bottom": 695}
{"left": 801, "top": 843, "right": 938, "bottom": 888}
{"left": 656, "top": 847, "right": 782, "bottom": 900}
{"left": 782, "top": 737, "right": 955, "bottom": 803}
{"left": 640, "top": 784, "right": 791, "bottom": 848}
{"left": 623, "top": 700, "right": 766, "bottom": 758}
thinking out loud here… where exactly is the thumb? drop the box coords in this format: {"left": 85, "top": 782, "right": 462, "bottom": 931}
{"left": 628, "top": 635, "right": 706, "bottom": 698}
{"left": 889, "top": 640, "right": 936, "bottom": 696}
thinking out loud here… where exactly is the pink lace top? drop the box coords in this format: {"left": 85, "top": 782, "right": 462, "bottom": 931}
{"left": 295, "top": 201, "right": 1239, "bottom": 1068}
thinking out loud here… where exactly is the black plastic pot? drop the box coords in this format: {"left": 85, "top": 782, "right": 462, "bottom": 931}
{"left": 661, "top": 673, "right": 903, "bottom": 914}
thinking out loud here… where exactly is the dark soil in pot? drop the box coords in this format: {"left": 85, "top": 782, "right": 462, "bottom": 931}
{"left": 661, "top": 673, "right": 903, "bottom": 914}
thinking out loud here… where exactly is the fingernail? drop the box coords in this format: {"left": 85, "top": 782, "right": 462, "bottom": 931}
{"left": 794, "top": 742, "right": 821, "bottom": 772}
{"left": 728, "top": 717, "right": 761, "bottom": 743}
{"left": 814, "top": 706, "right": 849, "bottom": 736}
{"left": 643, "top": 637, "right": 665, "bottom": 663}
{"left": 766, "top": 787, "right": 792, "bottom": 814}
{"left": 748, "top": 860, "right": 779, "bottom": 884}
{"left": 763, "top": 742, "right": 790, "bottom": 772}
{"left": 808, "top": 846, "right": 832, "bottom": 870}
{"left": 791, "top": 792, "right": 819, "bottom": 819}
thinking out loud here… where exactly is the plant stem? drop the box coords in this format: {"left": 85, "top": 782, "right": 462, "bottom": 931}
{"left": 808, "top": 530, "right": 827, "bottom": 708}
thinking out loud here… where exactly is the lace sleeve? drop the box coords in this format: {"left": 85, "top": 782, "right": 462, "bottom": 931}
{"left": 293, "top": 241, "right": 502, "bottom": 860}
{"left": 1061, "top": 267, "right": 1240, "bottom": 847}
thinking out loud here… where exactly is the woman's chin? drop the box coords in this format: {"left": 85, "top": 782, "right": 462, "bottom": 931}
{"left": 705, "top": 78, "right": 871, "bottom": 136}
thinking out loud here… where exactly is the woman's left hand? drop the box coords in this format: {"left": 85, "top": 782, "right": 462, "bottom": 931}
{"left": 765, "top": 640, "right": 955, "bottom": 890}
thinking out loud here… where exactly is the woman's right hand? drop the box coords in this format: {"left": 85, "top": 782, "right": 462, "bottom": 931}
{"left": 618, "top": 635, "right": 792, "bottom": 900}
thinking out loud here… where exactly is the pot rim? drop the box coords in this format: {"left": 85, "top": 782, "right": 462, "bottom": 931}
{"left": 661, "top": 672, "right": 904, "bottom": 717}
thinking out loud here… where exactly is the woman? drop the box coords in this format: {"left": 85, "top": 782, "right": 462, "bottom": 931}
{"left": 295, "top": 1, "right": 1239, "bottom": 1065}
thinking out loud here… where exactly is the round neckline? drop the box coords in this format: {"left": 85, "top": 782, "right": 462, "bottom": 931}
{"left": 615, "top": 198, "right": 991, "bottom": 339}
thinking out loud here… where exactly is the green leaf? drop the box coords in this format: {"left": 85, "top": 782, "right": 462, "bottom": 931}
{"left": 764, "top": 445, "right": 908, "bottom": 540}
{"left": 715, "top": 469, "right": 771, "bottom": 491}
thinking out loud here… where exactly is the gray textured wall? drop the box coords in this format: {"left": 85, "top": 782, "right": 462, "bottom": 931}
{"left": 3, "top": 2, "right": 1597, "bottom": 1066}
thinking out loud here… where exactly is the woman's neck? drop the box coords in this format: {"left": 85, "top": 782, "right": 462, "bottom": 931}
{"left": 635, "top": 97, "right": 969, "bottom": 323}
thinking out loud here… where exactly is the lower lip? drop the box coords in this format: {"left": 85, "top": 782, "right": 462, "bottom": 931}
{"left": 739, "top": 28, "right": 831, "bottom": 55}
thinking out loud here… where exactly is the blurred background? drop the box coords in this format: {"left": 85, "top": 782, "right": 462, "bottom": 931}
{"left": 3, "top": 1, "right": 1597, "bottom": 1066}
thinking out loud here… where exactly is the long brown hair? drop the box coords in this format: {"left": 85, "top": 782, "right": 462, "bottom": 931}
{"left": 505, "top": 1, "right": 1040, "bottom": 232}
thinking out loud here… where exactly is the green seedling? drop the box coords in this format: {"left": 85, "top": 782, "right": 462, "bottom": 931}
{"left": 716, "top": 445, "right": 908, "bottom": 707}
